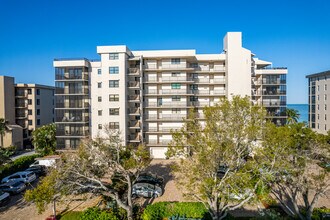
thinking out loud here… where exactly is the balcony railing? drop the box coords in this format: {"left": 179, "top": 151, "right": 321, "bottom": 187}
{"left": 128, "top": 108, "right": 140, "bottom": 114}
{"left": 15, "top": 103, "right": 28, "bottom": 108}
{"left": 128, "top": 134, "right": 142, "bottom": 141}
{"left": 56, "top": 116, "right": 89, "bottom": 123}
{"left": 128, "top": 95, "right": 140, "bottom": 101}
{"left": 15, "top": 91, "right": 28, "bottom": 97}
{"left": 146, "top": 102, "right": 187, "bottom": 107}
{"left": 56, "top": 130, "right": 88, "bottom": 137}
{"left": 128, "top": 82, "right": 140, "bottom": 87}
{"left": 128, "top": 68, "right": 140, "bottom": 75}
{"left": 128, "top": 121, "right": 141, "bottom": 127}
{"left": 255, "top": 90, "right": 286, "bottom": 96}
{"left": 55, "top": 73, "right": 88, "bottom": 81}
{"left": 160, "top": 76, "right": 188, "bottom": 82}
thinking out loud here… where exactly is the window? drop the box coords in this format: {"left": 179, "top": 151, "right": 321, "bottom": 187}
{"left": 109, "top": 94, "right": 119, "bottom": 101}
{"left": 98, "top": 110, "right": 102, "bottom": 116}
{"left": 98, "top": 96, "right": 102, "bottom": 102}
{"left": 37, "top": 99, "right": 40, "bottom": 105}
{"left": 318, "top": 114, "right": 319, "bottom": 120}
{"left": 109, "top": 122, "right": 119, "bottom": 129}
{"left": 27, "top": 89, "right": 32, "bottom": 94}
{"left": 37, "top": 109, "right": 40, "bottom": 115}
{"left": 36, "top": 89, "right": 40, "bottom": 95}
{"left": 98, "top": 69, "right": 101, "bottom": 75}
{"left": 325, "top": 114, "right": 327, "bottom": 121}
{"left": 325, "top": 104, "right": 327, "bottom": 111}
{"left": 172, "top": 108, "right": 181, "bottom": 113}
{"left": 191, "top": 73, "right": 198, "bottom": 79}
{"left": 109, "top": 108, "right": 119, "bottom": 115}
{"left": 171, "top": 58, "right": 180, "bottom": 64}
{"left": 318, "top": 104, "right": 319, "bottom": 110}
{"left": 37, "top": 119, "right": 40, "bottom": 125}
{"left": 318, "top": 95, "right": 319, "bottom": 101}
{"left": 325, "top": 84, "right": 327, "bottom": 91}
{"left": 109, "top": 53, "right": 119, "bottom": 60}
{"left": 190, "top": 63, "right": 198, "bottom": 68}
{"left": 98, "top": 124, "right": 102, "bottom": 129}
{"left": 325, "top": 124, "right": 327, "bottom": 130}
{"left": 171, "top": 83, "right": 181, "bottom": 89}
{"left": 190, "top": 96, "right": 198, "bottom": 101}
{"left": 28, "top": 99, "right": 32, "bottom": 105}
{"left": 28, "top": 120, "right": 32, "bottom": 125}
{"left": 190, "top": 84, "right": 198, "bottom": 90}
{"left": 325, "top": 94, "right": 327, "bottom": 101}
{"left": 172, "top": 96, "right": 181, "bottom": 101}
{"left": 318, "top": 85, "right": 320, "bottom": 91}
{"left": 28, "top": 110, "right": 32, "bottom": 115}
{"left": 98, "top": 82, "right": 102, "bottom": 88}
{"left": 109, "top": 80, "right": 119, "bottom": 88}
{"left": 172, "top": 72, "right": 180, "bottom": 77}
{"left": 109, "top": 67, "right": 119, "bottom": 74}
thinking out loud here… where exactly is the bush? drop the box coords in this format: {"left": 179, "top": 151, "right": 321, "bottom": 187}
{"left": 142, "top": 202, "right": 212, "bottom": 220}
{"left": 60, "top": 211, "right": 82, "bottom": 220}
{"left": 80, "top": 207, "right": 119, "bottom": 220}
{"left": 0, "top": 154, "right": 40, "bottom": 180}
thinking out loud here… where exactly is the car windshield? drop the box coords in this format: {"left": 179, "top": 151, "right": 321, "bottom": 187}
{"left": 27, "top": 173, "right": 34, "bottom": 177}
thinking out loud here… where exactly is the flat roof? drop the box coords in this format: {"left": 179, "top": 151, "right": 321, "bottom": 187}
{"left": 306, "top": 70, "right": 330, "bottom": 78}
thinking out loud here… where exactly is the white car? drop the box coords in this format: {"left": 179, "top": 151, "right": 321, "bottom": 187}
{"left": 1, "top": 171, "right": 36, "bottom": 184}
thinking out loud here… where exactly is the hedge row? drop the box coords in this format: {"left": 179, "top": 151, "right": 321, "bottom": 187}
{"left": 142, "top": 202, "right": 212, "bottom": 220}
{"left": 0, "top": 154, "right": 40, "bottom": 180}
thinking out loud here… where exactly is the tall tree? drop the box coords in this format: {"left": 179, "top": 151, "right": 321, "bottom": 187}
{"left": 0, "top": 118, "right": 8, "bottom": 148}
{"left": 167, "top": 96, "right": 268, "bottom": 220}
{"left": 25, "top": 127, "right": 150, "bottom": 220}
{"left": 32, "top": 123, "right": 56, "bottom": 156}
{"left": 258, "top": 123, "right": 330, "bottom": 220}
{"left": 286, "top": 108, "right": 300, "bottom": 124}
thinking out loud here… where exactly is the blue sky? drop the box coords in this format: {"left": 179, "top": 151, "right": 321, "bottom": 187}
{"left": 0, "top": 0, "right": 329, "bottom": 104}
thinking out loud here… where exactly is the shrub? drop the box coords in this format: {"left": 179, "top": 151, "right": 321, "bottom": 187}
{"left": 0, "top": 154, "right": 40, "bottom": 180}
{"left": 80, "top": 207, "right": 119, "bottom": 220}
{"left": 60, "top": 211, "right": 82, "bottom": 220}
{"left": 142, "top": 202, "right": 211, "bottom": 220}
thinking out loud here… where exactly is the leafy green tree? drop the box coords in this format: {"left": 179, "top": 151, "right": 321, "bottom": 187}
{"left": 0, "top": 118, "right": 8, "bottom": 148}
{"left": 0, "top": 147, "right": 11, "bottom": 165}
{"left": 167, "top": 96, "right": 268, "bottom": 220}
{"left": 32, "top": 123, "right": 56, "bottom": 156}
{"left": 286, "top": 108, "right": 300, "bottom": 124}
{"left": 258, "top": 123, "right": 330, "bottom": 220}
{"left": 25, "top": 126, "right": 151, "bottom": 220}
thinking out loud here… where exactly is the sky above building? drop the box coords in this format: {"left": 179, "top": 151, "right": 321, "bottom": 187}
{"left": 0, "top": 0, "right": 329, "bottom": 104}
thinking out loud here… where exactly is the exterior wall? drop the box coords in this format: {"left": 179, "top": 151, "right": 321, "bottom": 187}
{"left": 91, "top": 49, "right": 128, "bottom": 145}
{"left": 54, "top": 32, "right": 288, "bottom": 158}
{"left": 0, "top": 76, "right": 15, "bottom": 124}
{"left": 3, "top": 126, "right": 23, "bottom": 149}
{"left": 307, "top": 71, "right": 330, "bottom": 134}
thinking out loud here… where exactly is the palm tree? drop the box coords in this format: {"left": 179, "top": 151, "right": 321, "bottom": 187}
{"left": 286, "top": 108, "right": 300, "bottom": 124}
{"left": 0, "top": 118, "right": 8, "bottom": 148}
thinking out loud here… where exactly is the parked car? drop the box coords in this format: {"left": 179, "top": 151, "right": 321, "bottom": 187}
{"left": 1, "top": 171, "right": 36, "bottom": 184}
{"left": 0, "top": 190, "right": 10, "bottom": 207}
{"left": 25, "top": 165, "right": 46, "bottom": 177}
{"left": 0, "top": 180, "right": 26, "bottom": 194}
{"left": 134, "top": 173, "right": 164, "bottom": 187}
{"left": 30, "top": 155, "right": 60, "bottom": 168}
{"left": 132, "top": 182, "right": 163, "bottom": 199}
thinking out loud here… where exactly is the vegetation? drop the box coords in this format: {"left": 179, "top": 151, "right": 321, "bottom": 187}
{"left": 142, "top": 202, "right": 212, "bottom": 220}
{"left": 0, "top": 118, "right": 8, "bottom": 148}
{"left": 167, "top": 96, "right": 268, "bottom": 220}
{"left": 285, "top": 108, "right": 300, "bottom": 124}
{"left": 32, "top": 123, "right": 56, "bottom": 156}
{"left": 257, "top": 122, "right": 330, "bottom": 220}
{"left": 25, "top": 125, "right": 151, "bottom": 220}
{"left": 0, "top": 154, "right": 39, "bottom": 180}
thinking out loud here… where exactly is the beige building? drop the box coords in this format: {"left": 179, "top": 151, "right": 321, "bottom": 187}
{"left": 54, "top": 32, "right": 287, "bottom": 158}
{"left": 15, "top": 83, "right": 55, "bottom": 147}
{"left": 0, "top": 75, "right": 55, "bottom": 149}
{"left": 306, "top": 71, "right": 330, "bottom": 134}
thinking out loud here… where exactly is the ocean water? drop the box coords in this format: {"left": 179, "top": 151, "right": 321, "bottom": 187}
{"left": 287, "top": 104, "right": 308, "bottom": 123}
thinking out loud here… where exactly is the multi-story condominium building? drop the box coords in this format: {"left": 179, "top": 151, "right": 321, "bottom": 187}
{"left": 306, "top": 70, "right": 330, "bottom": 134}
{"left": 15, "top": 83, "right": 55, "bottom": 147}
{"left": 0, "top": 75, "right": 55, "bottom": 149}
{"left": 54, "top": 32, "right": 287, "bottom": 158}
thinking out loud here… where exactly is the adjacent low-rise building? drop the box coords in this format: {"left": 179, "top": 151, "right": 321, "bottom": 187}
{"left": 0, "top": 75, "right": 55, "bottom": 149}
{"left": 306, "top": 70, "right": 330, "bottom": 134}
{"left": 54, "top": 32, "right": 288, "bottom": 158}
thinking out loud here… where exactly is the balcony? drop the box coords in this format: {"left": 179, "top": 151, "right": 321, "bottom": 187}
{"left": 255, "top": 79, "right": 286, "bottom": 85}
{"left": 160, "top": 76, "right": 188, "bottom": 82}
{"left": 189, "top": 90, "right": 226, "bottom": 95}
{"left": 128, "top": 121, "right": 141, "bottom": 128}
{"left": 145, "top": 114, "right": 186, "bottom": 120}
{"left": 144, "top": 63, "right": 194, "bottom": 71}
{"left": 128, "top": 108, "right": 140, "bottom": 115}
{"left": 56, "top": 116, "right": 89, "bottom": 123}
{"left": 128, "top": 133, "right": 142, "bottom": 142}
{"left": 55, "top": 88, "right": 89, "bottom": 95}
{"left": 260, "top": 101, "right": 286, "bottom": 107}
{"left": 128, "top": 82, "right": 140, "bottom": 88}
{"left": 188, "top": 101, "right": 210, "bottom": 107}
{"left": 16, "top": 113, "right": 27, "bottom": 119}
{"left": 15, "top": 91, "right": 28, "bottom": 97}
{"left": 15, "top": 102, "right": 28, "bottom": 108}
{"left": 255, "top": 90, "right": 286, "bottom": 96}
{"left": 56, "top": 130, "right": 88, "bottom": 137}
{"left": 128, "top": 68, "right": 140, "bottom": 75}
{"left": 55, "top": 73, "right": 88, "bottom": 81}
{"left": 128, "top": 95, "right": 140, "bottom": 102}
{"left": 193, "top": 66, "right": 226, "bottom": 72}
{"left": 146, "top": 102, "right": 187, "bottom": 108}
{"left": 147, "top": 139, "right": 171, "bottom": 145}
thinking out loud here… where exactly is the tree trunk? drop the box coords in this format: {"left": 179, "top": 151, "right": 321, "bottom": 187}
{"left": 127, "top": 207, "right": 133, "bottom": 220}
{"left": 53, "top": 198, "right": 56, "bottom": 219}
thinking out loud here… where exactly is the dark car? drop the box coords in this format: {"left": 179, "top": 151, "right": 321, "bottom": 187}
{"left": 25, "top": 165, "right": 46, "bottom": 177}
{"left": 0, "top": 180, "right": 26, "bottom": 194}
{"left": 132, "top": 182, "right": 163, "bottom": 199}
{"left": 135, "top": 173, "right": 164, "bottom": 187}
{"left": 0, "top": 190, "right": 10, "bottom": 207}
